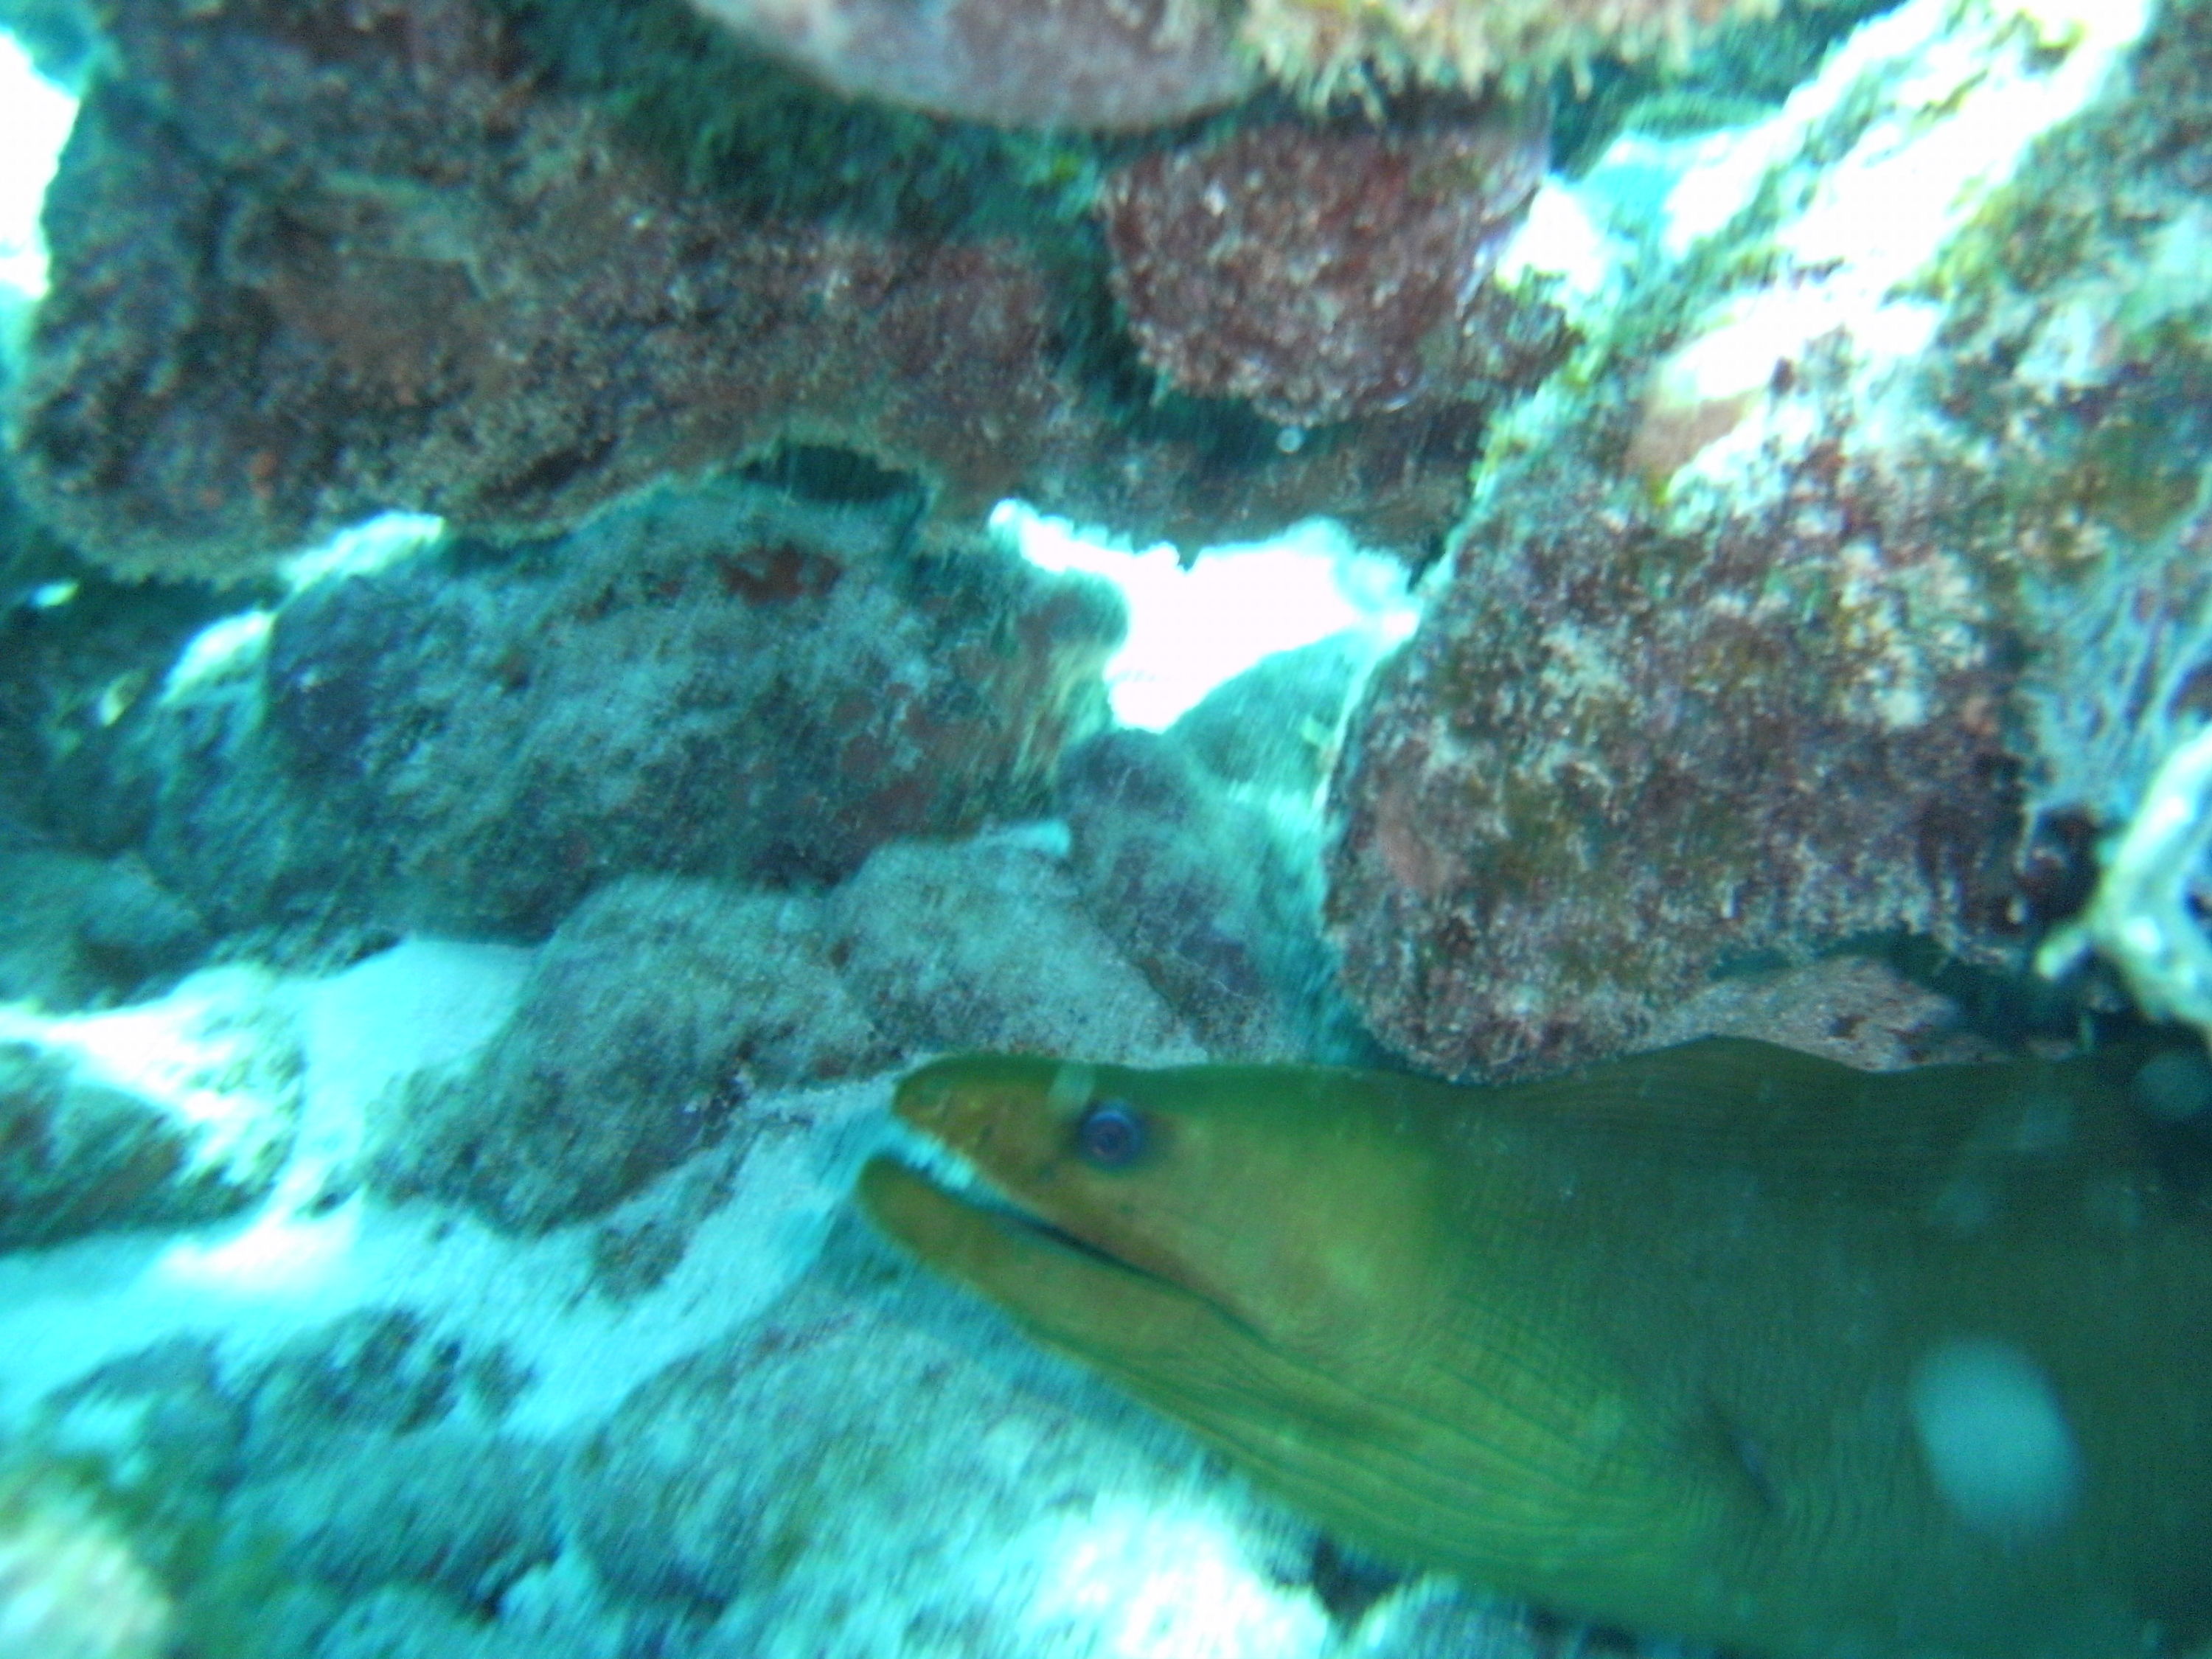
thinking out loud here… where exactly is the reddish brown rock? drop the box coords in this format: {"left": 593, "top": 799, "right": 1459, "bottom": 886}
{"left": 1325, "top": 452, "right": 2025, "bottom": 1079}
{"left": 7, "top": 0, "right": 1565, "bottom": 581}
{"left": 10, "top": 0, "right": 1069, "bottom": 580}
{"left": 1099, "top": 107, "right": 1551, "bottom": 426}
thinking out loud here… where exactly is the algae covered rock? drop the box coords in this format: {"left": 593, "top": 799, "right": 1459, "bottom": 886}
{"left": 375, "top": 876, "right": 888, "bottom": 1231}
{"left": 0, "top": 849, "right": 206, "bottom": 1011}
{"left": 7, "top": 0, "right": 1085, "bottom": 578}
{"left": 565, "top": 1245, "right": 1322, "bottom": 1658}
{"left": 1321, "top": 0, "right": 2212, "bottom": 1077}
{"left": 824, "top": 835, "right": 1204, "bottom": 1065}
{"left": 1099, "top": 108, "right": 1558, "bottom": 427}
{"left": 120, "top": 479, "right": 1121, "bottom": 939}
{"left": 6, "top": 0, "right": 1570, "bottom": 579}
{"left": 1326, "top": 451, "right": 2020, "bottom": 1079}
{"left": 1057, "top": 728, "right": 1326, "bottom": 1060}
{"left": 0, "top": 967, "right": 300, "bottom": 1249}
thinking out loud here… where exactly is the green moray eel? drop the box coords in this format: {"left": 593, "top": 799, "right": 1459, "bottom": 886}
{"left": 858, "top": 1038, "right": 2212, "bottom": 1659}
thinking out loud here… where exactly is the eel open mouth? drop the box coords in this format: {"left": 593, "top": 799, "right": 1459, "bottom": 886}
{"left": 863, "top": 1120, "right": 1148, "bottom": 1280}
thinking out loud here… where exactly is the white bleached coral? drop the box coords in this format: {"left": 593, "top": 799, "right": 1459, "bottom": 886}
{"left": 2039, "top": 723, "right": 2212, "bottom": 1048}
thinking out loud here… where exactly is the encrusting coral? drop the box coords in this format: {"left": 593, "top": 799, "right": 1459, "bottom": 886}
{"left": 686, "top": 0, "right": 1256, "bottom": 128}
{"left": 1239, "top": 0, "right": 1778, "bottom": 108}
{"left": 691, "top": 0, "right": 1784, "bottom": 122}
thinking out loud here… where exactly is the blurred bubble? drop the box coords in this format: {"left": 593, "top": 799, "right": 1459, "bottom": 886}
{"left": 2130, "top": 1049, "right": 2212, "bottom": 1123}
{"left": 1909, "top": 1336, "right": 2081, "bottom": 1540}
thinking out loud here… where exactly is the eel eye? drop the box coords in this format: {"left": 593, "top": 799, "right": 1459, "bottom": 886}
{"left": 1075, "top": 1099, "right": 1148, "bottom": 1169}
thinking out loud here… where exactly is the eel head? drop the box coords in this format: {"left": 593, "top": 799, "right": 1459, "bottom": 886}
{"left": 858, "top": 1053, "right": 1455, "bottom": 1391}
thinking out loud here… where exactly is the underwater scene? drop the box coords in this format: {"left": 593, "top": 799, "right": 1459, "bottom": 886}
{"left": 3, "top": 0, "right": 2212, "bottom": 1654}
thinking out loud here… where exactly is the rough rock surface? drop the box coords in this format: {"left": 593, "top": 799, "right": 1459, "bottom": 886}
{"left": 1324, "top": 0, "right": 2212, "bottom": 1077}
{"left": 1101, "top": 108, "right": 1556, "bottom": 425}
{"left": 375, "top": 876, "right": 888, "bottom": 1231}
{"left": 239, "top": 1309, "right": 532, "bottom": 1468}
{"left": 1644, "top": 954, "right": 2006, "bottom": 1071}
{"left": 8, "top": 0, "right": 1565, "bottom": 579}
{"left": 1057, "top": 729, "right": 1324, "bottom": 1060}
{"left": 9, "top": 0, "right": 1069, "bottom": 577}
{"left": 1169, "top": 632, "right": 1370, "bottom": 796}
{"left": 1327, "top": 450, "right": 2020, "bottom": 1079}
{"left": 227, "top": 1429, "right": 563, "bottom": 1605}
{"left": 0, "top": 849, "right": 206, "bottom": 1009}
{"left": 825, "top": 834, "right": 1205, "bottom": 1064}
{"left": 0, "top": 968, "right": 300, "bottom": 1249}
{"left": 111, "top": 480, "right": 1121, "bottom": 938}
{"left": 690, "top": 0, "right": 1255, "bottom": 128}
{"left": 566, "top": 1239, "right": 1319, "bottom": 1658}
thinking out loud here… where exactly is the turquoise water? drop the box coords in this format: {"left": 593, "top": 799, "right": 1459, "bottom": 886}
{"left": 1, "top": 0, "right": 2209, "bottom": 1652}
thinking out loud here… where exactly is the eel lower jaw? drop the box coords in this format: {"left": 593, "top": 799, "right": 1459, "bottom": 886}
{"left": 860, "top": 1124, "right": 1175, "bottom": 1288}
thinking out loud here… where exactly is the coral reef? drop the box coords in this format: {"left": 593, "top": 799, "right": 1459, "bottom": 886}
{"left": 377, "top": 876, "right": 887, "bottom": 1231}
{"left": 18, "top": 0, "right": 2212, "bottom": 1655}
{"left": 1099, "top": 105, "right": 1556, "bottom": 425}
{"left": 6, "top": 0, "right": 1565, "bottom": 581}
{"left": 100, "top": 480, "right": 1120, "bottom": 939}
{"left": 689, "top": 0, "right": 1254, "bottom": 128}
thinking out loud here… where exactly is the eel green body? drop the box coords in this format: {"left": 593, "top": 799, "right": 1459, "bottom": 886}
{"left": 858, "top": 1038, "right": 2212, "bottom": 1659}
